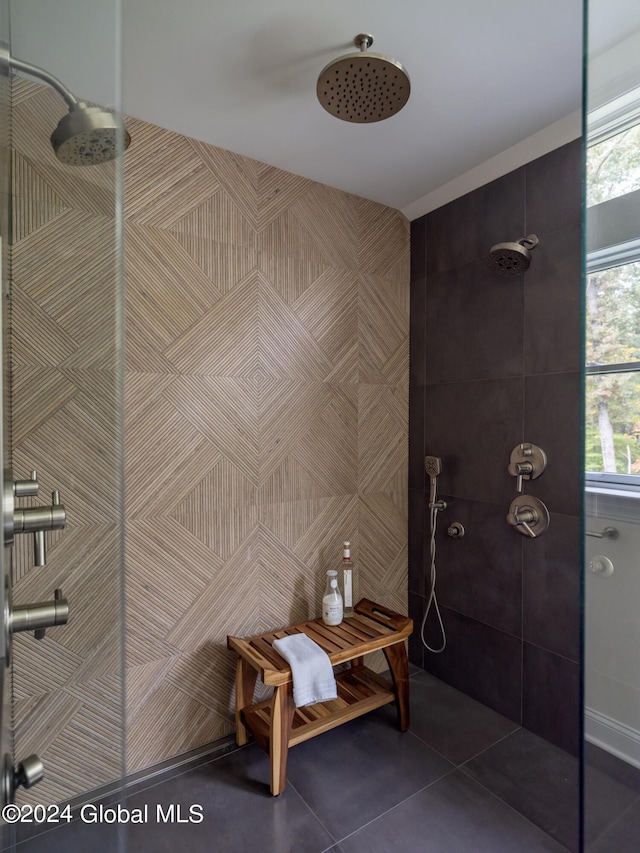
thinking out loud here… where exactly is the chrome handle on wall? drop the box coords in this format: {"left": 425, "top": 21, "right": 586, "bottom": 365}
{"left": 2, "top": 753, "right": 44, "bottom": 805}
{"left": 508, "top": 443, "right": 547, "bottom": 493}
{"left": 507, "top": 495, "right": 550, "bottom": 538}
{"left": 4, "top": 470, "right": 67, "bottom": 566}
{"left": 10, "top": 589, "right": 69, "bottom": 640}
{"left": 585, "top": 526, "right": 618, "bottom": 539}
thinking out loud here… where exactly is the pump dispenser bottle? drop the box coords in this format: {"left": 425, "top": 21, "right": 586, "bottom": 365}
{"left": 322, "top": 570, "right": 343, "bottom": 626}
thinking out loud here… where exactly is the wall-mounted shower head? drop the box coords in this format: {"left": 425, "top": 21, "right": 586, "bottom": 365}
{"left": 6, "top": 52, "right": 131, "bottom": 166}
{"left": 51, "top": 103, "right": 131, "bottom": 166}
{"left": 317, "top": 33, "right": 410, "bottom": 123}
{"left": 487, "top": 235, "right": 539, "bottom": 276}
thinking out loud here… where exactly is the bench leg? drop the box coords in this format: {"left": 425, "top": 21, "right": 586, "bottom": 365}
{"left": 383, "top": 642, "right": 410, "bottom": 731}
{"left": 235, "top": 657, "right": 258, "bottom": 746}
{"left": 269, "top": 682, "right": 295, "bottom": 796}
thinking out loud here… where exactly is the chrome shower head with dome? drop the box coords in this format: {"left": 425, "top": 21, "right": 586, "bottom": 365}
{"left": 317, "top": 34, "right": 411, "bottom": 123}
{"left": 6, "top": 51, "right": 131, "bottom": 166}
{"left": 487, "top": 235, "right": 539, "bottom": 276}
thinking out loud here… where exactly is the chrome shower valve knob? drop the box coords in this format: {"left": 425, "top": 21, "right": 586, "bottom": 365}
{"left": 507, "top": 495, "right": 550, "bottom": 538}
{"left": 508, "top": 443, "right": 547, "bottom": 493}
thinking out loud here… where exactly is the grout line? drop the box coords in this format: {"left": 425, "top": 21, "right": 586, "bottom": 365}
{"left": 456, "top": 764, "right": 576, "bottom": 853}
{"left": 584, "top": 789, "right": 640, "bottom": 850}
{"left": 456, "top": 725, "right": 522, "bottom": 768}
{"left": 328, "top": 768, "right": 459, "bottom": 849}
{"left": 286, "top": 779, "right": 339, "bottom": 850}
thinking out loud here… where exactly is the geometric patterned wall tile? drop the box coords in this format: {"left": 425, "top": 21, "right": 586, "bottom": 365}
{"left": 358, "top": 384, "right": 409, "bottom": 493}
{"left": 258, "top": 208, "right": 328, "bottom": 303}
{"left": 171, "top": 188, "right": 257, "bottom": 294}
{"left": 257, "top": 164, "right": 316, "bottom": 230}
{"left": 172, "top": 458, "right": 260, "bottom": 560}
{"left": 124, "top": 117, "right": 216, "bottom": 227}
{"left": 12, "top": 150, "right": 68, "bottom": 242}
{"left": 189, "top": 141, "right": 261, "bottom": 231}
{"left": 291, "top": 183, "right": 360, "bottom": 270}
{"left": 11, "top": 79, "right": 409, "bottom": 802}
{"left": 358, "top": 274, "right": 409, "bottom": 383}
{"left": 292, "top": 268, "right": 358, "bottom": 366}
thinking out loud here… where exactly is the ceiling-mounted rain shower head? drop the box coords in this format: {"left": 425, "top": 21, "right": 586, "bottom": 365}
{"left": 487, "top": 235, "right": 539, "bottom": 276}
{"left": 317, "top": 33, "right": 410, "bottom": 123}
{"left": 6, "top": 52, "right": 131, "bottom": 166}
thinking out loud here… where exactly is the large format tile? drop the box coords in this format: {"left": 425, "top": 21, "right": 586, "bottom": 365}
{"left": 423, "top": 606, "right": 522, "bottom": 723}
{"left": 424, "top": 377, "right": 524, "bottom": 505}
{"left": 524, "top": 371, "right": 581, "bottom": 518}
{"left": 408, "top": 672, "right": 518, "bottom": 765}
{"left": 424, "top": 258, "right": 524, "bottom": 384}
{"left": 587, "top": 797, "right": 640, "bottom": 853}
{"left": 525, "top": 139, "right": 582, "bottom": 238}
{"left": 15, "top": 746, "right": 335, "bottom": 853}
{"left": 426, "top": 169, "right": 525, "bottom": 275}
{"left": 433, "top": 496, "right": 523, "bottom": 637}
{"left": 584, "top": 744, "right": 640, "bottom": 845}
{"left": 523, "top": 511, "right": 580, "bottom": 661}
{"left": 524, "top": 225, "right": 581, "bottom": 375}
{"left": 285, "top": 706, "right": 453, "bottom": 840}
{"left": 463, "top": 727, "right": 580, "bottom": 852}
{"left": 522, "top": 642, "right": 580, "bottom": 755}
{"left": 334, "top": 770, "right": 567, "bottom": 852}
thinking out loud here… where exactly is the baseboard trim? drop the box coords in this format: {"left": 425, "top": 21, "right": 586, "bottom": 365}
{"left": 585, "top": 706, "right": 640, "bottom": 770}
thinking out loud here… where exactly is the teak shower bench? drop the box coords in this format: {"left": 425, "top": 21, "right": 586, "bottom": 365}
{"left": 227, "top": 598, "right": 412, "bottom": 795}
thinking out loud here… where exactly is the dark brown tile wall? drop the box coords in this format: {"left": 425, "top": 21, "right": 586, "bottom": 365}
{"left": 409, "top": 138, "right": 583, "bottom": 755}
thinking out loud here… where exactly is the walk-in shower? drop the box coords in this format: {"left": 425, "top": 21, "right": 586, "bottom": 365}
{"left": 5, "top": 51, "right": 130, "bottom": 165}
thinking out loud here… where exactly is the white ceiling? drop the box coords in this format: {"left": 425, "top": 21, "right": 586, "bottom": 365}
{"left": 9, "top": 1, "right": 640, "bottom": 217}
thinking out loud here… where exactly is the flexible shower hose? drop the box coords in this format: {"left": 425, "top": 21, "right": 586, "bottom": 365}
{"left": 420, "top": 502, "right": 446, "bottom": 654}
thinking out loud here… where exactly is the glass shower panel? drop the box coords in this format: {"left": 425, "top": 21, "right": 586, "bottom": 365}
{"left": 2, "top": 0, "right": 125, "bottom": 829}
{"left": 584, "top": 3, "right": 640, "bottom": 850}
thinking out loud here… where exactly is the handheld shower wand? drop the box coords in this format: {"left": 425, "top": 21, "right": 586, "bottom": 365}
{"left": 421, "top": 455, "right": 446, "bottom": 653}
{"left": 425, "top": 455, "right": 446, "bottom": 511}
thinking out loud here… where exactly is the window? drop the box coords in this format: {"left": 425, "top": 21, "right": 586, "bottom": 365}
{"left": 586, "top": 120, "right": 640, "bottom": 492}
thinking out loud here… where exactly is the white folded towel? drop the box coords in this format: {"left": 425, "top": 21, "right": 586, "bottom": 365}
{"left": 272, "top": 634, "right": 338, "bottom": 708}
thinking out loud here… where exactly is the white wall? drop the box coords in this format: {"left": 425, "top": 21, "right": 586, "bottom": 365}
{"left": 585, "top": 514, "right": 640, "bottom": 766}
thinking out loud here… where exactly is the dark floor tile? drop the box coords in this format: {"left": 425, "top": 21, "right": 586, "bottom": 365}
{"left": 523, "top": 512, "right": 580, "bottom": 661}
{"left": 425, "top": 259, "right": 524, "bottom": 384}
{"left": 423, "top": 606, "right": 522, "bottom": 723}
{"left": 29, "top": 746, "right": 333, "bottom": 853}
{"left": 337, "top": 770, "right": 567, "bottom": 852}
{"left": 285, "top": 706, "right": 453, "bottom": 840}
{"left": 587, "top": 796, "right": 640, "bottom": 853}
{"left": 433, "top": 496, "right": 522, "bottom": 636}
{"left": 424, "top": 377, "right": 524, "bottom": 505}
{"left": 9, "top": 822, "right": 123, "bottom": 853}
{"left": 463, "top": 728, "right": 580, "bottom": 852}
{"left": 407, "top": 671, "right": 518, "bottom": 765}
{"left": 584, "top": 744, "right": 640, "bottom": 845}
{"left": 522, "top": 643, "right": 580, "bottom": 755}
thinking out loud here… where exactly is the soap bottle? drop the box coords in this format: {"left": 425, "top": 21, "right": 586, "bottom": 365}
{"left": 322, "top": 569, "right": 343, "bottom": 626}
{"left": 342, "top": 541, "right": 353, "bottom": 617}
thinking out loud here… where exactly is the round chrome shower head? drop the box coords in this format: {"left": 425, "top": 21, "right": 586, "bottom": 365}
{"left": 51, "top": 103, "right": 131, "bottom": 166}
{"left": 487, "top": 234, "right": 539, "bottom": 276}
{"left": 317, "top": 33, "right": 410, "bottom": 123}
